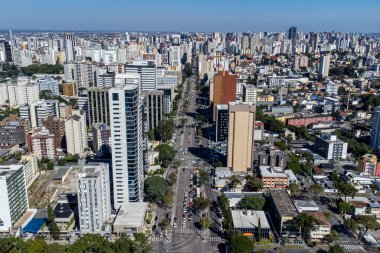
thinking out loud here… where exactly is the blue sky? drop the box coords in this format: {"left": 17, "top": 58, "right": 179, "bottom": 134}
{"left": 1, "top": 0, "right": 379, "bottom": 32}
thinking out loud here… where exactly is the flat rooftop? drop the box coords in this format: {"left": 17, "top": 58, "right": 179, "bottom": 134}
{"left": 270, "top": 189, "right": 298, "bottom": 217}
{"left": 231, "top": 210, "right": 270, "bottom": 229}
{"left": 114, "top": 202, "right": 148, "bottom": 228}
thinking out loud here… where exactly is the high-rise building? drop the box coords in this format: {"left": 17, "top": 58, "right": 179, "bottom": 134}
{"left": 215, "top": 104, "right": 229, "bottom": 143}
{"left": 109, "top": 74, "right": 144, "bottom": 207}
{"left": 87, "top": 87, "right": 110, "bottom": 127}
{"left": 243, "top": 84, "right": 257, "bottom": 103}
{"left": 142, "top": 90, "right": 163, "bottom": 130}
{"left": 77, "top": 163, "right": 111, "bottom": 234}
{"left": 65, "top": 110, "right": 87, "bottom": 155}
{"left": 92, "top": 123, "right": 111, "bottom": 157}
{"left": 125, "top": 60, "right": 158, "bottom": 91}
{"left": 26, "top": 128, "right": 56, "bottom": 159}
{"left": 0, "top": 40, "right": 13, "bottom": 63}
{"left": 6, "top": 82, "right": 39, "bottom": 108}
{"left": 64, "top": 33, "right": 76, "bottom": 62}
{"left": 371, "top": 107, "right": 380, "bottom": 150}
{"left": 42, "top": 116, "right": 65, "bottom": 150}
{"left": 0, "top": 165, "right": 29, "bottom": 232}
{"left": 227, "top": 102, "right": 256, "bottom": 173}
{"left": 314, "top": 134, "right": 348, "bottom": 160}
{"left": 29, "top": 100, "right": 59, "bottom": 128}
{"left": 319, "top": 54, "right": 331, "bottom": 79}
{"left": 213, "top": 71, "right": 237, "bottom": 120}
{"left": 288, "top": 26, "right": 297, "bottom": 53}
{"left": 61, "top": 82, "right": 78, "bottom": 97}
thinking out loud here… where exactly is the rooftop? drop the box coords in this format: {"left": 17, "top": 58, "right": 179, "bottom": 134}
{"left": 231, "top": 210, "right": 270, "bottom": 229}
{"left": 270, "top": 189, "right": 298, "bottom": 217}
{"left": 259, "top": 166, "right": 287, "bottom": 178}
{"left": 114, "top": 202, "right": 148, "bottom": 228}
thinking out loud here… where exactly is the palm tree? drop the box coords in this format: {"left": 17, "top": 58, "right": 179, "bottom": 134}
{"left": 228, "top": 175, "right": 242, "bottom": 191}
{"left": 292, "top": 213, "right": 316, "bottom": 243}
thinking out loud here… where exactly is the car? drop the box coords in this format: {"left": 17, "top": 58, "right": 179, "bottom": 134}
{"left": 183, "top": 209, "right": 187, "bottom": 213}
{"left": 182, "top": 223, "right": 186, "bottom": 228}
{"left": 188, "top": 217, "right": 192, "bottom": 222}
{"left": 173, "top": 223, "right": 177, "bottom": 228}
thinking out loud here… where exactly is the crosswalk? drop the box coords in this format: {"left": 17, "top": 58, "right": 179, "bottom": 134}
{"left": 172, "top": 228, "right": 206, "bottom": 235}
{"left": 150, "top": 236, "right": 164, "bottom": 242}
{"left": 208, "top": 237, "right": 224, "bottom": 242}
{"left": 342, "top": 244, "right": 366, "bottom": 252}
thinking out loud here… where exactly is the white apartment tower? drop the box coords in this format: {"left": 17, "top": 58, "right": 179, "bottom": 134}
{"left": 109, "top": 73, "right": 144, "bottom": 207}
{"left": 319, "top": 54, "right": 331, "bottom": 79}
{"left": 77, "top": 163, "right": 111, "bottom": 234}
{"left": 125, "top": 60, "right": 157, "bottom": 91}
{"left": 64, "top": 33, "right": 76, "bottom": 62}
{"left": 65, "top": 109, "right": 87, "bottom": 155}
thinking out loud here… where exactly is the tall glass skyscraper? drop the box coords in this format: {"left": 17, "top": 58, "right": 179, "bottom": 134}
{"left": 109, "top": 73, "right": 144, "bottom": 208}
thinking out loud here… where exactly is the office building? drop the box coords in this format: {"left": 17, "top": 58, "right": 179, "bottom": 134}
{"left": 61, "top": 82, "right": 78, "bottom": 97}
{"left": 268, "top": 190, "right": 301, "bottom": 243}
{"left": 0, "top": 165, "right": 29, "bottom": 232}
{"left": 22, "top": 100, "right": 59, "bottom": 128}
{"left": 26, "top": 128, "right": 56, "bottom": 160}
{"left": 97, "top": 71, "right": 115, "bottom": 87}
{"left": 42, "top": 116, "right": 65, "bottom": 150}
{"left": 215, "top": 104, "right": 228, "bottom": 142}
{"left": 371, "top": 107, "right": 380, "bottom": 150}
{"left": 87, "top": 87, "right": 110, "bottom": 127}
{"left": 231, "top": 210, "right": 270, "bottom": 239}
{"left": 142, "top": 90, "right": 163, "bottom": 130}
{"left": 92, "top": 123, "right": 111, "bottom": 157}
{"left": 109, "top": 74, "right": 144, "bottom": 206}
{"left": 37, "top": 76, "right": 59, "bottom": 96}
{"left": 213, "top": 71, "right": 237, "bottom": 120}
{"left": 227, "top": 102, "right": 255, "bottom": 173}
{"left": 78, "top": 163, "right": 111, "bottom": 234}
{"left": 125, "top": 60, "right": 158, "bottom": 91}
{"left": 259, "top": 166, "right": 289, "bottom": 189}
{"left": 358, "top": 154, "right": 379, "bottom": 176}
{"left": 319, "top": 54, "right": 331, "bottom": 79}
{"left": 65, "top": 110, "right": 87, "bottom": 155}
{"left": 243, "top": 84, "right": 257, "bottom": 103}
{"left": 64, "top": 33, "right": 76, "bottom": 62}
{"left": 0, "top": 122, "right": 25, "bottom": 146}
{"left": 314, "top": 134, "right": 348, "bottom": 160}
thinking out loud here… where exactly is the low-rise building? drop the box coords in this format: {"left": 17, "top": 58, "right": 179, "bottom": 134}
{"left": 259, "top": 166, "right": 289, "bottom": 189}
{"left": 113, "top": 202, "right": 148, "bottom": 235}
{"left": 294, "top": 200, "right": 320, "bottom": 213}
{"left": 308, "top": 211, "right": 331, "bottom": 242}
{"left": 231, "top": 210, "right": 270, "bottom": 239}
{"left": 286, "top": 115, "right": 333, "bottom": 127}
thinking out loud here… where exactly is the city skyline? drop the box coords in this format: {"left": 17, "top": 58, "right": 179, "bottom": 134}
{"left": 0, "top": 0, "right": 379, "bottom": 32}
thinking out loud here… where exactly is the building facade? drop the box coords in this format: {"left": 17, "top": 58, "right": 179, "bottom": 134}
{"left": 314, "top": 134, "right": 348, "bottom": 160}
{"left": 87, "top": 87, "right": 110, "bottom": 127}
{"left": 215, "top": 104, "right": 228, "bottom": 142}
{"left": 213, "top": 71, "right": 237, "bottom": 120}
{"left": 142, "top": 90, "right": 163, "bottom": 130}
{"left": 65, "top": 110, "right": 87, "bottom": 155}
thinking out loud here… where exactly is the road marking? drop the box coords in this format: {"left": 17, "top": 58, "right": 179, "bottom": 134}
{"left": 342, "top": 244, "right": 366, "bottom": 251}
{"left": 150, "top": 236, "right": 164, "bottom": 242}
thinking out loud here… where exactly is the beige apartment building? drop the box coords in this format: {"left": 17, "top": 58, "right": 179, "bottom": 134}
{"left": 227, "top": 102, "right": 256, "bottom": 173}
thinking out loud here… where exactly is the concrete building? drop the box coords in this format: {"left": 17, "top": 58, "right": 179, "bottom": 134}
{"left": 125, "top": 60, "right": 158, "bottom": 91}
{"left": 243, "top": 84, "right": 257, "bottom": 103}
{"left": 308, "top": 211, "right": 331, "bottom": 242}
{"left": 213, "top": 71, "right": 237, "bottom": 120}
{"left": 61, "top": 82, "right": 78, "bottom": 97}
{"left": 157, "top": 83, "right": 175, "bottom": 115}
{"left": 231, "top": 210, "right": 270, "bottom": 239}
{"left": 286, "top": 115, "right": 333, "bottom": 127}
{"left": 19, "top": 154, "right": 39, "bottom": 189}
{"left": 227, "top": 102, "right": 255, "bottom": 173}
{"left": 7, "top": 82, "right": 39, "bottom": 108}
{"left": 87, "top": 87, "right": 110, "bottom": 127}
{"left": 65, "top": 110, "right": 87, "bottom": 155}
{"left": 215, "top": 104, "right": 229, "bottom": 142}
{"left": 0, "top": 165, "right": 29, "bottom": 232}
{"left": 92, "top": 123, "right": 111, "bottom": 157}
{"left": 59, "top": 103, "right": 72, "bottom": 120}
{"left": 325, "top": 81, "right": 339, "bottom": 96}
{"left": 77, "top": 163, "right": 111, "bottom": 234}
{"left": 314, "top": 134, "right": 348, "bottom": 160}
{"left": 113, "top": 202, "right": 148, "bottom": 235}
{"left": 268, "top": 190, "right": 301, "bottom": 244}
{"left": 109, "top": 74, "right": 144, "bottom": 206}
{"left": 22, "top": 99, "right": 59, "bottom": 128}
{"left": 37, "top": 76, "right": 59, "bottom": 96}
{"left": 42, "top": 116, "right": 65, "bottom": 150}
{"left": 371, "top": 107, "right": 380, "bottom": 150}
{"left": 0, "top": 122, "right": 25, "bottom": 146}
{"left": 259, "top": 166, "right": 289, "bottom": 189}
{"left": 64, "top": 33, "right": 76, "bottom": 62}
{"left": 319, "top": 54, "right": 331, "bottom": 79}
{"left": 142, "top": 90, "right": 163, "bottom": 130}
{"left": 256, "top": 145, "right": 287, "bottom": 169}
{"left": 294, "top": 200, "right": 320, "bottom": 213}
{"left": 26, "top": 128, "right": 56, "bottom": 159}
{"left": 358, "top": 154, "right": 379, "bottom": 176}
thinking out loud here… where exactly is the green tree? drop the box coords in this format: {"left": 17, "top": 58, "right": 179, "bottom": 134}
{"left": 27, "top": 238, "right": 47, "bottom": 253}
{"left": 66, "top": 234, "right": 112, "bottom": 253}
{"left": 344, "top": 218, "right": 358, "bottom": 234}
{"left": 199, "top": 217, "right": 212, "bottom": 230}
{"left": 325, "top": 230, "right": 340, "bottom": 243}
{"left": 47, "top": 243, "right": 66, "bottom": 253}
{"left": 147, "top": 129, "right": 155, "bottom": 141}
{"left": 337, "top": 201, "right": 353, "bottom": 215}
{"left": 329, "top": 244, "right": 345, "bottom": 253}
{"left": 0, "top": 237, "right": 27, "bottom": 253}
{"left": 134, "top": 233, "right": 151, "bottom": 253}
{"left": 288, "top": 183, "right": 301, "bottom": 196}
{"left": 245, "top": 176, "right": 263, "bottom": 192}
{"left": 58, "top": 159, "right": 67, "bottom": 166}
{"left": 230, "top": 235, "right": 255, "bottom": 253}
{"left": 198, "top": 170, "right": 210, "bottom": 186}
{"left": 159, "top": 218, "right": 171, "bottom": 229}
{"left": 112, "top": 235, "right": 134, "bottom": 253}
{"left": 162, "top": 189, "right": 174, "bottom": 208}
{"left": 293, "top": 213, "right": 316, "bottom": 242}
{"left": 144, "top": 176, "right": 168, "bottom": 203}
{"left": 193, "top": 197, "right": 211, "bottom": 213}
{"left": 308, "top": 184, "right": 324, "bottom": 200}
{"left": 358, "top": 215, "right": 380, "bottom": 233}
{"left": 228, "top": 175, "right": 242, "bottom": 191}
{"left": 214, "top": 160, "right": 223, "bottom": 167}
{"left": 168, "top": 172, "right": 177, "bottom": 185}
{"left": 156, "top": 118, "right": 174, "bottom": 142}
{"left": 274, "top": 141, "right": 287, "bottom": 151}
{"left": 180, "top": 117, "right": 188, "bottom": 127}
{"left": 238, "top": 196, "right": 266, "bottom": 210}
{"left": 47, "top": 204, "right": 60, "bottom": 240}
{"left": 47, "top": 161, "right": 54, "bottom": 170}
{"left": 155, "top": 144, "right": 176, "bottom": 168}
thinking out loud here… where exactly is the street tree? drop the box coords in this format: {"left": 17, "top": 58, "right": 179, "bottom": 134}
{"left": 144, "top": 176, "right": 168, "bottom": 203}
{"left": 358, "top": 215, "right": 380, "bottom": 233}
{"left": 288, "top": 183, "right": 301, "bottom": 196}
{"left": 337, "top": 201, "right": 353, "bottom": 215}
{"left": 324, "top": 230, "right": 340, "bottom": 243}
{"left": 308, "top": 184, "right": 324, "bottom": 200}
{"left": 198, "top": 170, "right": 210, "bottom": 186}
{"left": 193, "top": 197, "right": 211, "bottom": 213}
{"left": 244, "top": 176, "right": 263, "bottom": 192}
{"left": 199, "top": 217, "right": 211, "bottom": 230}
{"left": 238, "top": 196, "right": 266, "bottom": 210}
{"left": 230, "top": 235, "right": 255, "bottom": 253}
{"left": 293, "top": 213, "right": 316, "bottom": 242}
{"left": 156, "top": 119, "right": 174, "bottom": 142}
{"left": 155, "top": 144, "right": 176, "bottom": 168}
{"left": 159, "top": 219, "right": 171, "bottom": 229}
{"left": 328, "top": 244, "right": 344, "bottom": 253}
{"left": 162, "top": 189, "right": 174, "bottom": 208}
{"left": 344, "top": 218, "right": 358, "bottom": 234}
{"left": 168, "top": 172, "right": 177, "bottom": 185}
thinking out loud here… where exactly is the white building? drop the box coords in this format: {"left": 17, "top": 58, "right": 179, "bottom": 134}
{"left": 6, "top": 81, "right": 39, "bottom": 108}
{"left": 325, "top": 81, "right": 339, "bottom": 96}
{"left": 109, "top": 74, "right": 144, "bottom": 207}
{"left": 168, "top": 45, "right": 181, "bottom": 69}
{"left": 319, "top": 54, "right": 331, "bottom": 79}
{"left": 243, "top": 84, "right": 257, "bottom": 103}
{"left": 65, "top": 110, "right": 87, "bottom": 155}
{"left": 64, "top": 33, "right": 76, "bottom": 62}
{"left": 125, "top": 60, "right": 157, "bottom": 91}
{"left": 314, "top": 134, "right": 348, "bottom": 160}
{"left": 0, "top": 165, "right": 29, "bottom": 232}
{"left": 28, "top": 99, "right": 59, "bottom": 128}
{"left": 78, "top": 163, "right": 111, "bottom": 234}
{"left": 19, "top": 154, "right": 39, "bottom": 189}
{"left": 37, "top": 76, "right": 59, "bottom": 96}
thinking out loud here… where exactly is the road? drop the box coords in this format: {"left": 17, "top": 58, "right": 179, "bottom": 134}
{"left": 151, "top": 72, "right": 225, "bottom": 252}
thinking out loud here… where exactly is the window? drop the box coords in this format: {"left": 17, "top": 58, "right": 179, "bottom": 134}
{"left": 112, "top": 93, "right": 119, "bottom": 101}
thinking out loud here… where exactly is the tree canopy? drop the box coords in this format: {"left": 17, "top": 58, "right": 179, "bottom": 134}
{"left": 21, "top": 64, "right": 64, "bottom": 76}
{"left": 238, "top": 196, "right": 266, "bottom": 210}
{"left": 230, "top": 235, "right": 255, "bottom": 253}
{"left": 144, "top": 176, "right": 169, "bottom": 203}
{"left": 155, "top": 144, "right": 176, "bottom": 168}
